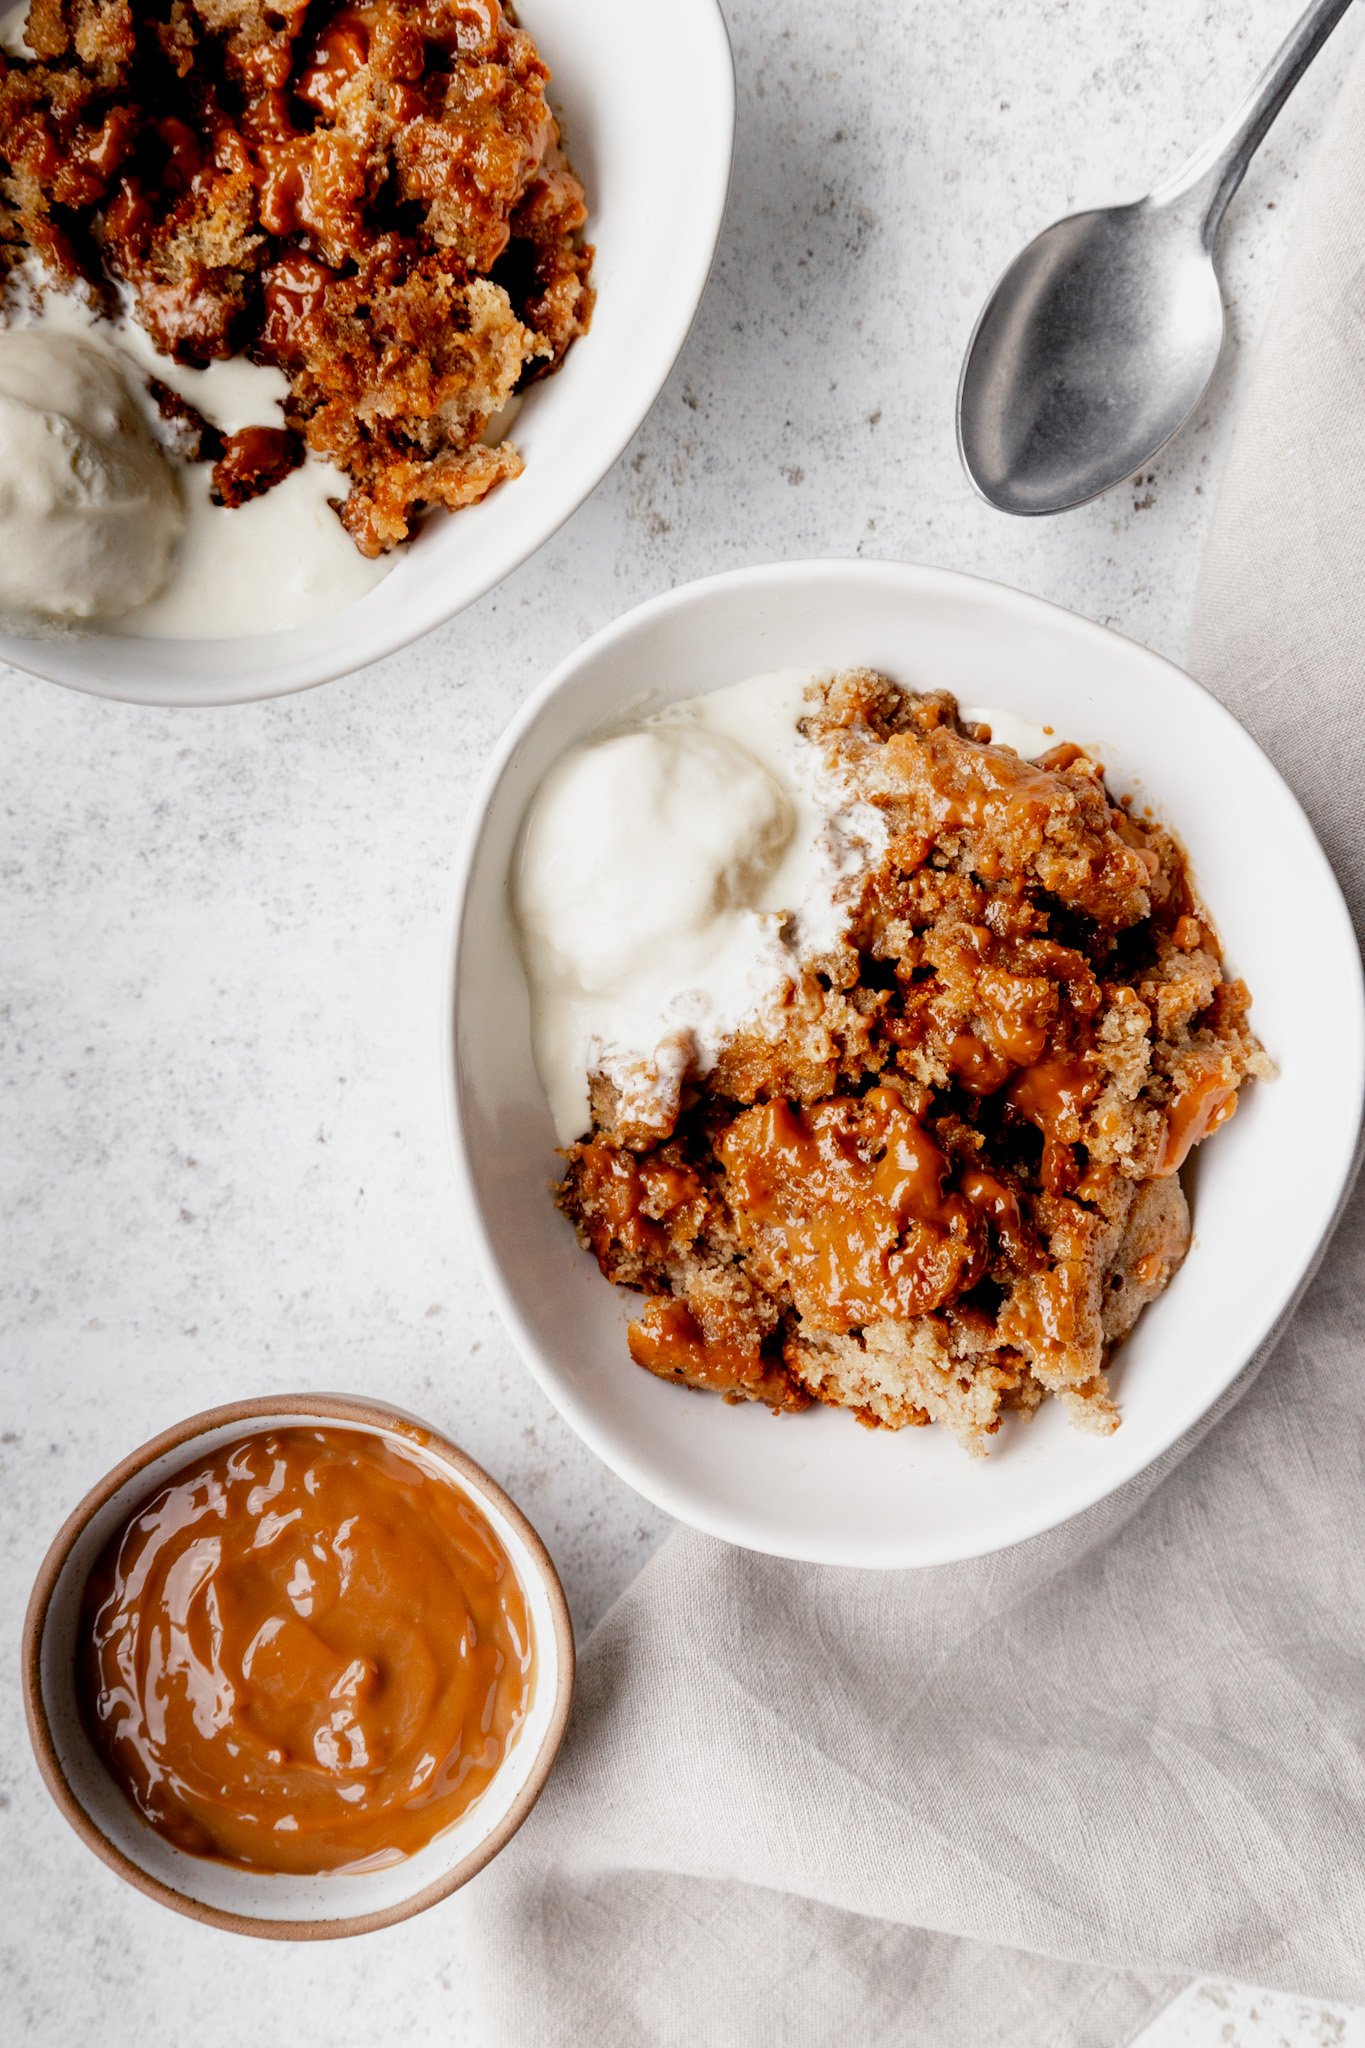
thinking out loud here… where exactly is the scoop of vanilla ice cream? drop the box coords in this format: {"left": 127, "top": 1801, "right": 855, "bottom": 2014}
{"left": 0, "top": 330, "right": 183, "bottom": 621}
{"left": 518, "top": 727, "right": 796, "bottom": 996}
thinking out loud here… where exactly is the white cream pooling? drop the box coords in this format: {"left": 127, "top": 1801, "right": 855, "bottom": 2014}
{"left": 960, "top": 705, "right": 1055, "bottom": 759}
{"left": 18, "top": 272, "right": 291, "bottom": 436}
{"left": 119, "top": 455, "right": 391, "bottom": 638}
{"left": 515, "top": 669, "right": 888, "bottom": 1145}
{"left": 4, "top": 277, "right": 393, "bottom": 637}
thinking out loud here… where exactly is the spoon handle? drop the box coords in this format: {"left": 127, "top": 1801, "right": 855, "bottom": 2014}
{"left": 1153, "top": 0, "right": 1355, "bottom": 241}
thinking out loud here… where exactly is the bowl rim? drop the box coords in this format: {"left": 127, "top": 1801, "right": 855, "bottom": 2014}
{"left": 441, "top": 554, "right": 1365, "bottom": 1566}
{"left": 0, "top": 0, "right": 737, "bottom": 706}
{"left": 21, "top": 1390, "right": 576, "bottom": 1941}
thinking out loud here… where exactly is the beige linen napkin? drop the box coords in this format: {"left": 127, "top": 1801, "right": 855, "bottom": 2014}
{"left": 463, "top": 45, "right": 1365, "bottom": 2048}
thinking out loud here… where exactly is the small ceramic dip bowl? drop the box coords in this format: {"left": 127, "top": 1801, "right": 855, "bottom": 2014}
{"left": 22, "top": 1392, "right": 573, "bottom": 1940}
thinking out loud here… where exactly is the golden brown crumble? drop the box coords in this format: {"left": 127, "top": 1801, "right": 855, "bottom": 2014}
{"left": 556, "top": 673, "right": 1273, "bottom": 1456}
{"left": 1, "top": 0, "right": 593, "bottom": 552}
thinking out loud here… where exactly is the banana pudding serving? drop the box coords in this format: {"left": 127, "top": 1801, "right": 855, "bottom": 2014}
{"left": 514, "top": 668, "right": 1271, "bottom": 1458}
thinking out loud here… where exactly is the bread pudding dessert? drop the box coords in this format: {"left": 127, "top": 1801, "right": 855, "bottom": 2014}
{"left": 526, "top": 670, "right": 1271, "bottom": 1457}
{"left": 0, "top": 0, "right": 592, "bottom": 557}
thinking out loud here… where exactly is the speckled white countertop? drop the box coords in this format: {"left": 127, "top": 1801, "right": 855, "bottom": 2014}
{"left": 4, "top": 3, "right": 1362, "bottom": 2042}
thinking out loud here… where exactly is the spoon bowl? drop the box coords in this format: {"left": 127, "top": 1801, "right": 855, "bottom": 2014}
{"left": 958, "top": 198, "right": 1225, "bottom": 515}
{"left": 958, "top": 0, "right": 1354, "bottom": 515}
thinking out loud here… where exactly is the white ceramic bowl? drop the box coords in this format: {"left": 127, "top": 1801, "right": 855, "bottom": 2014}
{"left": 0, "top": 0, "right": 734, "bottom": 707}
{"left": 445, "top": 558, "right": 1365, "bottom": 1569}
{"left": 23, "top": 1394, "right": 574, "bottom": 1939}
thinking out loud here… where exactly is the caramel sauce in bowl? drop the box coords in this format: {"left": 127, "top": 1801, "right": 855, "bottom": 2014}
{"left": 22, "top": 1395, "right": 574, "bottom": 1939}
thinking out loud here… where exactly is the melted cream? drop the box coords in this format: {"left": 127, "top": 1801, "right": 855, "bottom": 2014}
{"left": 3, "top": 274, "right": 394, "bottom": 637}
{"left": 0, "top": 1, "right": 31, "bottom": 58}
{"left": 514, "top": 670, "right": 888, "bottom": 1145}
{"left": 960, "top": 705, "right": 1055, "bottom": 759}
{"left": 120, "top": 456, "right": 388, "bottom": 638}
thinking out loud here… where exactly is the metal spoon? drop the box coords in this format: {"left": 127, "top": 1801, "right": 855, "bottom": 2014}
{"left": 957, "top": 0, "right": 1355, "bottom": 516}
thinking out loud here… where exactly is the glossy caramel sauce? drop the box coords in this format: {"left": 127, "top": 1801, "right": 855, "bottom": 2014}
{"left": 77, "top": 1427, "right": 533, "bottom": 1874}
{"left": 1155, "top": 1056, "right": 1239, "bottom": 1177}
{"left": 717, "top": 1087, "right": 987, "bottom": 1329}
{"left": 626, "top": 1295, "right": 802, "bottom": 1408}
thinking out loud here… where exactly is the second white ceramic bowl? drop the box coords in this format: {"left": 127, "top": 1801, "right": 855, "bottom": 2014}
{"left": 445, "top": 559, "right": 1365, "bottom": 1569}
{"left": 0, "top": 0, "right": 734, "bottom": 705}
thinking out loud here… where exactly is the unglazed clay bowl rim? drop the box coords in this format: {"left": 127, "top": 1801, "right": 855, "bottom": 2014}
{"left": 443, "top": 556, "right": 1365, "bottom": 1569}
{"left": 0, "top": 0, "right": 735, "bottom": 705}
{"left": 22, "top": 1392, "right": 575, "bottom": 1939}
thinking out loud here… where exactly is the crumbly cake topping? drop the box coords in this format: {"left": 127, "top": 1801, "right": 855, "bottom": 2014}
{"left": 556, "top": 671, "right": 1272, "bottom": 1456}
{"left": 1, "top": 0, "right": 592, "bottom": 552}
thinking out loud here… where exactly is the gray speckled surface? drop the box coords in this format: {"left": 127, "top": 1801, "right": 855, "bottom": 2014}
{"left": 4, "top": 2, "right": 1362, "bottom": 2040}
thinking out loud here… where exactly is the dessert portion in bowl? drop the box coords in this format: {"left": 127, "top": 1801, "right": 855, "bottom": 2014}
{"left": 0, "top": 0, "right": 592, "bottom": 637}
{"left": 515, "top": 667, "right": 1272, "bottom": 1458}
